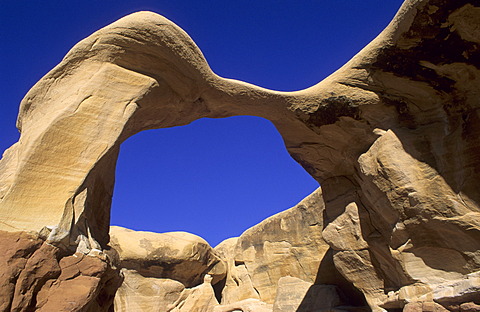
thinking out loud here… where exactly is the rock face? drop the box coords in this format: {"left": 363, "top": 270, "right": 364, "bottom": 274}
{"left": 0, "top": 0, "right": 480, "bottom": 311}
{"left": 272, "top": 276, "right": 341, "bottom": 312}
{"left": 221, "top": 188, "right": 330, "bottom": 304}
{"left": 0, "top": 230, "right": 121, "bottom": 311}
{"left": 110, "top": 227, "right": 225, "bottom": 312}
{"left": 114, "top": 269, "right": 185, "bottom": 312}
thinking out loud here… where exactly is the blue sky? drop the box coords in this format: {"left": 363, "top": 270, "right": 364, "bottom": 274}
{"left": 0, "top": 1, "right": 403, "bottom": 246}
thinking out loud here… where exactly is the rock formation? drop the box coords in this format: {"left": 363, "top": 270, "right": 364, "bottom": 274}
{"left": 112, "top": 188, "right": 355, "bottom": 312}
{"left": 0, "top": 0, "right": 479, "bottom": 311}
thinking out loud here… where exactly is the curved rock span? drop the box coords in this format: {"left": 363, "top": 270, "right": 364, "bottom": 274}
{"left": 0, "top": 0, "right": 479, "bottom": 311}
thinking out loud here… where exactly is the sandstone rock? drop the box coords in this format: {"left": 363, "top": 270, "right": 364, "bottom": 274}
{"left": 323, "top": 202, "right": 368, "bottom": 251}
{"left": 352, "top": 129, "right": 480, "bottom": 308}
{"left": 214, "top": 237, "right": 260, "bottom": 305}
{"left": 11, "top": 242, "right": 61, "bottom": 310}
{"left": 0, "top": 231, "right": 43, "bottom": 311}
{"left": 459, "top": 302, "right": 480, "bottom": 312}
{"left": 35, "top": 276, "right": 101, "bottom": 311}
{"left": 272, "top": 276, "right": 341, "bottom": 312}
{"left": 171, "top": 274, "right": 219, "bottom": 312}
{"left": 433, "top": 272, "right": 480, "bottom": 307}
{"left": 233, "top": 188, "right": 329, "bottom": 303}
{"left": 332, "top": 250, "right": 388, "bottom": 310}
{"left": 34, "top": 252, "right": 120, "bottom": 312}
{"left": 216, "top": 188, "right": 368, "bottom": 309}
{"left": 217, "top": 263, "right": 257, "bottom": 304}
{"left": 114, "top": 269, "right": 185, "bottom": 312}
{"left": 0, "top": 230, "right": 120, "bottom": 312}
{"left": 213, "top": 298, "right": 273, "bottom": 312}
{"left": 0, "top": 0, "right": 479, "bottom": 311}
{"left": 109, "top": 226, "right": 225, "bottom": 287}
{"left": 403, "top": 301, "right": 449, "bottom": 312}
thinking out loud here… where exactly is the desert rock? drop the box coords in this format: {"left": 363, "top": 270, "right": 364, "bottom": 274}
{"left": 0, "top": 0, "right": 479, "bottom": 310}
{"left": 114, "top": 269, "right": 185, "bottom": 312}
{"left": 170, "top": 274, "right": 219, "bottom": 312}
{"left": 272, "top": 276, "right": 341, "bottom": 312}
{"left": 231, "top": 187, "right": 329, "bottom": 303}
{"left": 214, "top": 237, "right": 260, "bottom": 305}
{"left": 109, "top": 226, "right": 226, "bottom": 287}
{"left": 213, "top": 298, "right": 273, "bottom": 312}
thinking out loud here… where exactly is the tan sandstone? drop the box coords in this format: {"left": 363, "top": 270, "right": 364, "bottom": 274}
{"left": 0, "top": 0, "right": 479, "bottom": 310}
{"left": 109, "top": 226, "right": 226, "bottom": 287}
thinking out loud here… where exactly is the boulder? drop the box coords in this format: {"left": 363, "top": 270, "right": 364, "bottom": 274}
{"left": 109, "top": 226, "right": 226, "bottom": 287}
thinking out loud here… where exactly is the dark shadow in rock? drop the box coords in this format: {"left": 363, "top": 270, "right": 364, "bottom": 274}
{"left": 313, "top": 248, "right": 368, "bottom": 309}
{"left": 212, "top": 275, "right": 226, "bottom": 303}
{"left": 365, "top": 0, "right": 480, "bottom": 205}
{"left": 295, "top": 284, "right": 371, "bottom": 312}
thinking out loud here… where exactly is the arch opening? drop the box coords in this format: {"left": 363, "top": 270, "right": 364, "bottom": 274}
{"left": 111, "top": 116, "right": 319, "bottom": 246}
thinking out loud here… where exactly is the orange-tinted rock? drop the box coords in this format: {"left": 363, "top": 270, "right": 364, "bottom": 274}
{"left": 35, "top": 276, "right": 100, "bottom": 311}
{"left": 0, "top": 230, "right": 121, "bottom": 312}
{"left": 460, "top": 302, "right": 480, "bottom": 312}
{"left": 11, "top": 241, "right": 61, "bottom": 311}
{"left": 0, "top": 231, "right": 43, "bottom": 311}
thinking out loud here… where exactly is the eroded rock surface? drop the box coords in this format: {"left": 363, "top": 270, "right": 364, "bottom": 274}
{"left": 226, "top": 188, "right": 329, "bottom": 303}
{"left": 112, "top": 187, "right": 357, "bottom": 312}
{"left": 0, "top": 230, "right": 121, "bottom": 312}
{"left": 113, "top": 269, "right": 185, "bottom": 312}
{"left": 109, "top": 226, "right": 225, "bottom": 287}
{"left": 0, "top": 0, "right": 479, "bottom": 310}
{"left": 272, "top": 276, "right": 342, "bottom": 312}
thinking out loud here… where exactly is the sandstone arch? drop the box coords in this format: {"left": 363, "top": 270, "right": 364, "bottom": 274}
{"left": 0, "top": 9, "right": 371, "bottom": 248}
{"left": 0, "top": 0, "right": 479, "bottom": 310}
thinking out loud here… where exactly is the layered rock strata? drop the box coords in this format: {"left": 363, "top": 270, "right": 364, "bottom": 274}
{"left": 0, "top": 0, "right": 479, "bottom": 310}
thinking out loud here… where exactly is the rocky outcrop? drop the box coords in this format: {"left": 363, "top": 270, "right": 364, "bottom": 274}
{"left": 109, "top": 226, "right": 226, "bottom": 287}
{"left": 218, "top": 188, "right": 335, "bottom": 305}
{"left": 110, "top": 227, "right": 225, "bottom": 312}
{"left": 0, "top": 0, "right": 479, "bottom": 310}
{"left": 110, "top": 187, "right": 366, "bottom": 312}
{"left": 0, "top": 230, "right": 121, "bottom": 311}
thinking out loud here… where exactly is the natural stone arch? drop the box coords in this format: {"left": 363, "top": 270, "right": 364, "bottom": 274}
{"left": 0, "top": 11, "right": 374, "bottom": 248}
{"left": 0, "top": 0, "right": 479, "bottom": 309}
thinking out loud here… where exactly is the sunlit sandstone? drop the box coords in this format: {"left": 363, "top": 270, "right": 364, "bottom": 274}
{"left": 0, "top": 0, "right": 479, "bottom": 311}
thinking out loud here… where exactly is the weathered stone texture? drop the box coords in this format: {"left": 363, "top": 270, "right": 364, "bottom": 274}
{"left": 0, "top": 0, "right": 479, "bottom": 310}
{"left": 109, "top": 226, "right": 226, "bottom": 288}
{"left": 0, "top": 230, "right": 120, "bottom": 312}
{"left": 230, "top": 188, "right": 329, "bottom": 303}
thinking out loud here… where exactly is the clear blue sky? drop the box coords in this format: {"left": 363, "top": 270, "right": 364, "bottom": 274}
{"left": 0, "top": 1, "right": 403, "bottom": 246}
